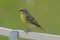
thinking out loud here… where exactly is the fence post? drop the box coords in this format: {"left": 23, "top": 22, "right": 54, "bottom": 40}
{"left": 9, "top": 30, "right": 19, "bottom": 40}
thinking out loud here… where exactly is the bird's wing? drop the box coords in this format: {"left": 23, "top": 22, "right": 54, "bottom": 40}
{"left": 25, "top": 14, "right": 42, "bottom": 28}
{"left": 25, "top": 13, "right": 45, "bottom": 31}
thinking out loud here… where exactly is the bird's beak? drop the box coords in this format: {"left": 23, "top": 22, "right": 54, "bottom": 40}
{"left": 18, "top": 10, "right": 20, "bottom": 12}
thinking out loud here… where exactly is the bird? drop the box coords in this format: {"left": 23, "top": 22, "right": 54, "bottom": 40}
{"left": 18, "top": 9, "right": 45, "bottom": 33}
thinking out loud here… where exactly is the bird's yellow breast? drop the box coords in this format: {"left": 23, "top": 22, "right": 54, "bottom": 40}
{"left": 20, "top": 12, "right": 30, "bottom": 27}
{"left": 20, "top": 12, "right": 26, "bottom": 22}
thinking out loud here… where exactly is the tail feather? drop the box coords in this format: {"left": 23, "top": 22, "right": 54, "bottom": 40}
{"left": 36, "top": 24, "right": 46, "bottom": 31}
{"left": 30, "top": 21, "right": 45, "bottom": 31}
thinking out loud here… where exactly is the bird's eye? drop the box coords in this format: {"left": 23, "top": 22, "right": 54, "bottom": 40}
{"left": 18, "top": 10, "right": 23, "bottom": 12}
{"left": 20, "top": 10, "right": 23, "bottom": 11}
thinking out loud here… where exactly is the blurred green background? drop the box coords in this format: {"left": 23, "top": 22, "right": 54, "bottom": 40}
{"left": 0, "top": 0, "right": 60, "bottom": 40}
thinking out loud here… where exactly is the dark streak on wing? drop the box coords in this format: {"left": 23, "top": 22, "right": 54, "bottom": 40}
{"left": 25, "top": 14, "right": 43, "bottom": 29}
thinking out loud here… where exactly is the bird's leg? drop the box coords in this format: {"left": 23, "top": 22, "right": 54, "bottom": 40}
{"left": 26, "top": 27, "right": 32, "bottom": 33}
{"left": 25, "top": 26, "right": 34, "bottom": 33}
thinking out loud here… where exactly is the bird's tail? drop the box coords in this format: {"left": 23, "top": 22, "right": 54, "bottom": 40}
{"left": 37, "top": 25, "right": 46, "bottom": 32}
{"left": 40, "top": 26, "right": 46, "bottom": 32}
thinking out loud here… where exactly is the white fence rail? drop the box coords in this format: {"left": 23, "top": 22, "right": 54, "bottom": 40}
{"left": 0, "top": 27, "right": 60, "bottom": 40}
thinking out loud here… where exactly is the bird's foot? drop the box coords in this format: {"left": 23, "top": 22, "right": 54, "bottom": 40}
{"left": 25, "top": 28, "right": 32, "bottom": 33}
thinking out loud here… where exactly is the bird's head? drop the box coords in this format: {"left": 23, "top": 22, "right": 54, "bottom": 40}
{"left": 18, "top": 9, "right": 28, "bottom": 13}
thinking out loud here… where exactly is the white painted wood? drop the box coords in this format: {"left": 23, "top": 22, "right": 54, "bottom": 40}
{"left": 9, "top": 30, "right": 19, "bottom": 40}
{"left": 0, "top": 27, "right": 60, "bottom": 40}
